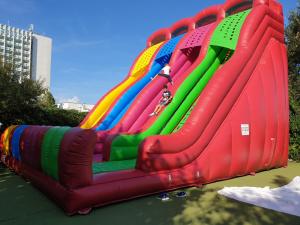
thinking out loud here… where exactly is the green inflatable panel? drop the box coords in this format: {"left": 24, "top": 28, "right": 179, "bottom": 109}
{"left": 93, "top": 159, "right": 136, "bottom": 174}
{"left": 210, "top": 9, "right": 251, "bottom": 50}
{"left": 41, "top": 127, "right": 71, "bottom": 180}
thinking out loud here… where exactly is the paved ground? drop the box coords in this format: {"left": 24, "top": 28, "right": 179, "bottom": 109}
{"left": 0, "top": 162, "right": 299, "bottom": 225}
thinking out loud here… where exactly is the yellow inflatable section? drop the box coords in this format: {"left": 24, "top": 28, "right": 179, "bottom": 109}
{"left": 80, "top": 42, "right": 164, "bottom": 129}
{"left": 1, "top": 125, "right": 17, "bottom": 156}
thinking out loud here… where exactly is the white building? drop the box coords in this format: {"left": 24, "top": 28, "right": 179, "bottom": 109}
{"left": 0, "top": 24, "right": 52, "bottom": 89}
{"left": 57, "top": 102, "right": 94, "bottom": 113}
{"left": 31, "top": 34, "right": 52, "bottom": 89}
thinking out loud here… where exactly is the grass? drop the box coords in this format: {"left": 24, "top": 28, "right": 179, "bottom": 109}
{"left": 0, "top": 162, "right": 299, "bottom": 225}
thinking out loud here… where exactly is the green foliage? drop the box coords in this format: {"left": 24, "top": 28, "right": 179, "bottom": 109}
{"left": 0, "top": 63, "right": 44, "bottom": 130}
{"left": 286, "top": 1, "right": 300, "bottom": 161}
{"left": 39, "top": 91, "right": 56, "bottom": 108}
{"left": 0, "top": 63, "right": 86, "bottom": 133}
{"left": 40, "top": 108, "right": 87, "bottom": 127}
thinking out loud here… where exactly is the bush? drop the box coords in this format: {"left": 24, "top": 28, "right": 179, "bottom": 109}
{"left": 40, "top": 108, "right": 87, "bottom": 127}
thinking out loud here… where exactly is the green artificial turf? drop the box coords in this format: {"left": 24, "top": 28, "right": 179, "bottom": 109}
{"left": 0, "top": 162, "right": 299, "bottom": 225}
{"left": 92, "top": 159, "right": 136, "bottom": 174}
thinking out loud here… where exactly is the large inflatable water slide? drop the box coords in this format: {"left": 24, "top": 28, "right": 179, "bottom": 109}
{"left": 0, "top": 0, "right": 289, "bottom": 215}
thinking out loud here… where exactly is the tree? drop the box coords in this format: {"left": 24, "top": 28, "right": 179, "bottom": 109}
{"left": 0, "top": 63, "right": 86, "bottom": 133}
{"left": 0, "top": 62, "right": 44, "bottom": 130}
{"left": 39, "top": 90, "right": 56, "bottom": 108}
{"left": 286, "top": 0, "right": 300, "bottom": 161}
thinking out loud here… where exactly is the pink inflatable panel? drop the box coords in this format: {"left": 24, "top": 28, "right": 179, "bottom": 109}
{"left": 179, "top": 23, "right": 214, "bottom": 50}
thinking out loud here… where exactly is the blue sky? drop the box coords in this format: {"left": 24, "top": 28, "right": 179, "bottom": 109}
{"left": 0, "top": 0, "right": 298, "bottom": 104}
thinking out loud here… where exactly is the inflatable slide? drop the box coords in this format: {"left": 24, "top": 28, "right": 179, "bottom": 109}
{"left": 0, "top": 0, "right": 288, "bottom": 215}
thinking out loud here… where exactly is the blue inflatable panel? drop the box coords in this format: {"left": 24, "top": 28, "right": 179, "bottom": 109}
{"left": 108, "top": 97, "right": 133, "bottom": 129}
{"left": 96, "top": 35, "right": 184, "bottom": 131}
{"left": 155, "top": 35, "right": 183, "bottom": 65}
{"left": 11, "top": 125, "right": 28, "bottom": 161}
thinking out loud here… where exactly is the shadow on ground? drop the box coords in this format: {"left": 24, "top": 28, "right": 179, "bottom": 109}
{"left": 272, "top": 175, "right": 290, "bottom": 187}
{"left": 172, "top": 185, "right": 300, "bottom": 225}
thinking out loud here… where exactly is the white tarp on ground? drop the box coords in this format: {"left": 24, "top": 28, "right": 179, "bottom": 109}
{"left": 218, "top": 176, "right": 300, "bottom": 217}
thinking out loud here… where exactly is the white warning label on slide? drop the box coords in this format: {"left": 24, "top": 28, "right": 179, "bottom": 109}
{"left": 241, "top": 124, "right": 250, "bottom": 136}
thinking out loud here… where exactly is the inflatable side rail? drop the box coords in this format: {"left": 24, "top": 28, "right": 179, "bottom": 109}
{"left": 170, "top": 18, "right": 195, "bottom": 38}
{"left": 220, "top": 0, "right": 281, "bottom": 17}
{"left": 146, "top": 28, "right": 171, "bottom": 47}
{"left": 58, "top": 128, "right": 97, "bottom": 189}
{"left": 193, "top": 4, "right": 223, "bottom": 27}
{"left": 146, "top": 18, "right": 195, "bottom": 47}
